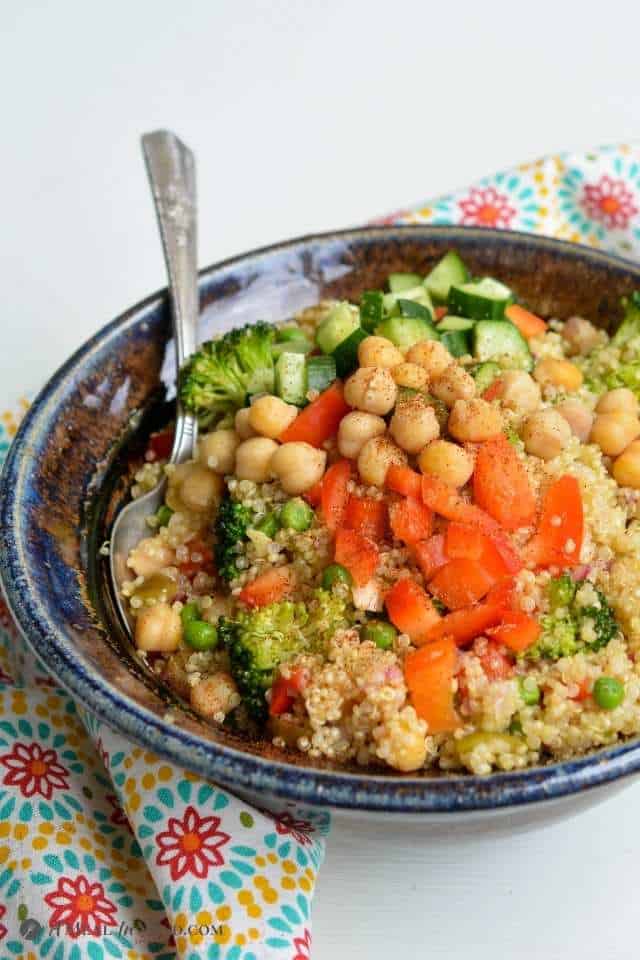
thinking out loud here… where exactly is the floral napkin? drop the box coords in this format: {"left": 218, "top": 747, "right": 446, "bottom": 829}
{"left": 1, "top": 141, "right": 639, "bottom": 958}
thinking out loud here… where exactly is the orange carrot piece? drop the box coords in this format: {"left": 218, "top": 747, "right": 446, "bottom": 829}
{"left": 473, "top": 434, "right": 537, "bottom": 531}
{"left": 404, "top": 636, "right": 460, "bottom": 733}
{"left": 505, "top": 303, "right": 547, "bottom": 339}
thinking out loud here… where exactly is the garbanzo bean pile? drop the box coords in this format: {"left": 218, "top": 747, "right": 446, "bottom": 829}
{"left": 121, "top": 252, "right": 640, "bottom": 775}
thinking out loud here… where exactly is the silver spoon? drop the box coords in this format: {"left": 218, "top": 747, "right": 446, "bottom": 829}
{"left": 109, "top": 129, "right": 199, "bottom": 635}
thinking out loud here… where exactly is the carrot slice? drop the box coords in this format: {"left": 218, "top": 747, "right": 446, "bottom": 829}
{"left": 473, "top": 434, "right": 536, "bottom": 531}
{"left": 386, "top": 464, "right": 422, "bottom": 499}
{"left": 388, "top": 497, "right": 433, "bottom": 545}
{"left": 385, "top": 578, "right": 441, "bottom": 644}
{"left": 344, "top": 495, "right": 388, "bottom": 542}
{"left": 413, "top": 534, "right": 448, "bottom": 582}
{"left": 334, "top": 529, "right": 379, "bottom": 586}
{"left": 239, "top": 567, "right": 293, "bottom": 608}
{"left": 524, "top": 474, "right": 583, "bottom": 568}
{"left": 505, "top": 303, "right": 547, "bottom": 339}
{"left": 423, "top": 600, "right": 507, "bottom": 647}
{"left": 279, "top": 382, "right": 350, "bottom": 447}
{"left": 489, "top": 611, "right": 541, "bottom": 653}
{"left": 404, "top": 636, "right": 460, "bottom": 733}
{"left": 320, "top": 459, "right": 351, "bottom": 533}
{"left": 429, "top": 557, "right": 496, "bottom": 610}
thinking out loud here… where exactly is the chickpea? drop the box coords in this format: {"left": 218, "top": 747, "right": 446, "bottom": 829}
{"left": 270, "top": 442, "right": 326, "bottom": 494}
{"left": 357, "top": 435, "right": 407, "bottom": 487}
{"left": 391, "top": 362, "right": 429, "bottom": 390}
{"left": 389, "top": 395, "right": 440, "bottom": 454}
{"left": 418, "top": 439, "right": 474, "bottom": 487}
{"left": 135, "top": 603, "right": 182, "bottom": 653}
{"left": 562, "top": 315, "right": 602, "bottom": 356}
{"left": 612, "top": 440, "right": 640, "bottom": 489}
{"left": 534, "top": 357, "right": 584, "bottom": 392}
{"left": 190, "top": 672, "right": 241, "bottom": 720}
{"left": 590, "top": 413, "right": 640, "bottom": 457}
{"left": 179, "top": 464, "right": 224, "bottom": 513}
{"left": 127, "top": 536, "right": 175, "bottom": 577}
{"left": 235, "top": 437, "right": 279, "bottom": 482}
{"left": 556, "top": 400, "right": 594, "bottom": 443}
{"left": 337, "top": 411, "right": 386, "bottom": 460}
{"left": 448, "top": 399, "right": 503, "bottom": 443}
{"left": 248, "top": 395, "right": 298, "bottom": 439}
{"left": 495, "top": 370, "right": 541, "bottom": 416}
{"left": 596, "top": 388, "right": 639, "bottom": 417}
{"left": 406, "top": 339, "right": 452, "bottom": 381}
{"left": 357, "top": 335, "right": 404, "bottom": 369}
{"left": 235, "top": 407, "right": 257, "bottom": 440}
{"left": 431, "top": 363, "right": 476, "bottom": 407}
{"left": 198, "top": 429, "right": 239, "bottom": 474}
{"left": 522, "top": 408, "right": 572, "bottom": 460}
{"left": 344, "top": 366, "right": 397, "bottom": 415}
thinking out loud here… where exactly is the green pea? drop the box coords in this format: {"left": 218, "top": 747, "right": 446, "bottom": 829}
{"left": 180, "top": 602, "right": 201, "bottom": 627}
{"left": 279, "top": 497, "right": 315, "bottom": 532}
{"left": 593, "top": 676, "right": 624, "bottom": 710}
{"left": 519, "top": 676, "right": 541, "bottom": 706}
{"left": 156, "top": 505, "right": 174, "bottom": 527}
{"left": 184, "top": 619, "right": 218, "bottom": 651}
{"left": 321, "top": 563, "right": 353, "bottom": 590}
{"left": 361, "top": 621, "right": 397, "bottom": 650}
{"left": 255, "top": 511, "right": 279, "bottom": 539}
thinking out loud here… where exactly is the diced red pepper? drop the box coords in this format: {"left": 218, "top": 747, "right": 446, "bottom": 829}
{"left": 524, "top": 474, "right": 584, "bottom": 569}
{"left": 345, "top": 495, "right": 388, "bottom": 542}
{"left": 239, "top": 567, "right": 293, "bottom": 608}
{"left": 385, "top": 464, "right": 422, "bottom": 499}
{"left": 489, "top": 610, "right": 541, "bottom": 653}
{"left": 334, "top": 529, "right": 379, "bottom": 586}
{"left": 423, "top": 599, "right": 509, "bottom": 647}
{"left": 388, "top": 497, "right": 433, "bottom": 545}
{"left": 429, "top": 557, "right": 496, "bottom": 610}
{"left": 269, "top": 667, "right": 310, "bottom": 717}
{"left": 434, "top": 306, "right": 449, "bottom": 321}
{"left": 303, "top": 480, "right": 324, "bottom": 507}
{"left": 179, "top": 539, "right": 215, "bottom": 578}
{"left": 477, "top": 641, "right": 515, "bottom": 680}
{"left": 482, "top": 378, "right": 504, "bottom": 402}
{"left": 321, "top": 459, "right": 352, "bottom": 533}
{"left": 385, "top": 578, "right": 441, "bottom": 645}
{"left": 148, "top": 428, "right": 174, "bottom": 460}
{"left": 413, "top": 534, "right": 448, "bottom": 582}
{"left": 404, "top": 636, "right": 460, "bottom": 733}
{"left": 279, "top": 382, "right": 350, "bottom": 447}
{"left": 445, "top": 522, "right": 512, "bottom": 581}
{"left": 473, "top": 434, "right": 537, "bottom": 532}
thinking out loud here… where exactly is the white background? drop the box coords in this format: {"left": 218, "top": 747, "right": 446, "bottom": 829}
{"left": 3, "top": 1, "right": 640, "bottom": 956}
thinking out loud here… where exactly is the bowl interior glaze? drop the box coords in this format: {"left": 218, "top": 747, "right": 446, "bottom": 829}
{"left": 3, "top": 225, "right": 640, "bottom": 814}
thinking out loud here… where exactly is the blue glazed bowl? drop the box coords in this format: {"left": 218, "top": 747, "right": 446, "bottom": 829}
{"left": 3, "top": 225, "right": 640, "bottom": 821}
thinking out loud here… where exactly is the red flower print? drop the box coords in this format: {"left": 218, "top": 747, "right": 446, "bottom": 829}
{"left": 44, "top": 875, "right": 117, "bottom": 938}
{"left": 106, "top": 793, "right": 133, "bottom": 833}
{"left": 0, "top": 904, "right": 6, "bottom": 941}
{"left": 458, "top": 186, "right": 517, "bottom": 228}
{"left": 274, "top": 811, "right": 314, "bottom": 846}
{"left": 96, "top": 737, "right": 109, "bottom": 769}
{"left": 292, "top": 927, "right": 312, "bottom": 960}
{"left": 581, "top": 175, "right": 638, "bottom": 229}
{"left": 155, "top": 804, "right": 230, "bottom": 881}
{"left": 0, "top": 742, "right": 69, "bottom": 799}
{"left": 161, "top": 915, "right": 177, "bottom": 948}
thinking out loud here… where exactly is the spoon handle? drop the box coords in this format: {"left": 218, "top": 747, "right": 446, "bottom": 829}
{"left": 142, "top": 129, "right": 199, "bottom": 462}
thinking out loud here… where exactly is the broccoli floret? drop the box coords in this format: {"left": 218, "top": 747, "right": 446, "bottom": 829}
{"left": 220, "top": 589, "right": 352, "bottom": 722}
{"left": 612, "top": 291, "right": 640, "bottom": 347}
{"left": 526, "top": 577, "right": 620, "bottom": 661}
{"left": 180, "top": 321, "right": 275, "bottom": 426}
{"left": 213, "top": 495, "right": 254, "bottom": 582}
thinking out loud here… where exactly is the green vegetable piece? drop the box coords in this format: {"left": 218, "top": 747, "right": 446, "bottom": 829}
{"left": 360, "top": 290, "right": 385, "bottom": 332}
{"left": 437, "top": 315, "right": 474, "bottom": 332}
{"left": 449, "top": 277, "right": 513, "bottom": 321}
{"left": 472, "top": 319, "right": 533, "bottom": 371}
{"left": 306, "top": 355, "right": 337, "bottom": 394}
{"left": 214, "top": 495, "right": 254, "bottom": 582}
{"left": 321, "top": 563, "right": 353, "bottom": 590}
{"left": 526, "top": 579, "right": 619, "bottom": 661}
{"left": 316, "top": 302, "right": 360, "bottom": 355}
{"left": 548, "top": 573, "right": 576, "bottom": 610}
{"left": 332, "top": 326, "right": 368, "bottom": 378}
{"left": 397, "top": 298, "right": 433, "bottom": 321}
{"left": 593, "top": 676, "right": 625, "bottom": 710}
{"left": 424, "top": 251, "right": 470, "bottom": 303}
{"left": 519, "top": 676, "right": 541, "bottom": 706}
{"left": 275, "top": 351, "right": 308, "bottom": 405}
{"left": 254, "top": 511, "right": 279, "bottom": 538}
{"left": 180, "top": 602, "right": 200, "bottom": 627}
{"left": 388, "top": 272, "right": 422, "bottom": 293}
{"left": 156, "top": 505, "right": 174, "bottom": 527}
{"left": 375, "top": 314, "right": 439, "bottom": 351}
{"left": 612, "top": 290, "right": 640, "bottom": 347}
{"left": 276, "top": 325, "right": 311, "bottom": 343}
{"left": 280, "top": 497, "right": 314, "bottom": 532}
{"left": 440, "top": 330, "right": 471, "bottom": 358}
{"left": 472, "top": 361, "right": 502, "bottom": 394}
{"left": 361, "top": 620, "right": 397, "bottom": 650}
{"left": 131, "top": 573, "right": 177, "bottom": 605}
{"left": 184, "top": 620, "right": 219, "bottom": 651}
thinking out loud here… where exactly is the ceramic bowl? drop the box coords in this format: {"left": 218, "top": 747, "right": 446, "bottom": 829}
{"left": 3, "top": 225, "right": 640, "bottom": 822}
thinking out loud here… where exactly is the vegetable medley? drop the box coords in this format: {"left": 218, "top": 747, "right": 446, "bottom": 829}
{"left": 121, "top": 251, "right": 640, "bottom": 775}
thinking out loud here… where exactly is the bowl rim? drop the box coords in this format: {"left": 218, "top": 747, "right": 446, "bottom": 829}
{"left": 3, "top": 222, "right": 640, "bottom": 814}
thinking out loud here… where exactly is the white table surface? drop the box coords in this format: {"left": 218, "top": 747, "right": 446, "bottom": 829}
{"left": 3, "top": 1, "right": 640, "bottom": 956}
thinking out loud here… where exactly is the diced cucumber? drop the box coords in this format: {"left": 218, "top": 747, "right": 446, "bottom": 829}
{"left": 272, "top": 339, "right": 313, "bottom": 358}
{"left": 388, "top": 272, "right": 422, "bottom": 293}
{"left": 437, "top": 315, "right": 474, "bottom": 333}
{"left": 449, "top": 277, "right": 513, "bottom": 321}
{"left": 472, "top": 320, "right": 533, "bottom": 371}
{"left": 316, "top": 302, "right": 360, "bottom": 355}
{"left": 472, "top": 361, "right": 502, "bottom": 394}
{"left": 277, "top": 325, "right": 311, "bottom": 343}
{"left": 332, "top": 327, "right": 368, "bottom": 378}
{"left": 424, "top": 251, "right": 470, "bottom": 303}
{"left": 440, "top": 330, "right": 471, "bottom": 358}
{"left": 397, "top": 299, "right": 433, "bottom": 321}
{"left": 360, "top": 290, "right": 385, "bottom": 333}
{"left": 384, "top": 285, "right": 434, "bottom": 318}
{"left": 375, "top": 314, "right": 438, "bottom": 351}
{"left": 275, "top": 352, "right": 308, "bottom": 405}
{"left": 307, "top": 355, "right": 336, "bottom": 394}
